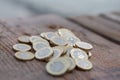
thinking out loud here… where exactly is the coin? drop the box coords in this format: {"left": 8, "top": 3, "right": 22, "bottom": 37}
{"left": 42, "top": 32, "right": 58, "bottom": 40}
{"left": 76, "top": 42, "right": 93, "bottom": 50}
{"left": 18, "top": 35, "right": 30, "bottom": 43}
{"left": 33, "top": 39, "right": 49, "bottom": 45}
{"left": 64, "top": 57, "right": 76, "bottom": 71}
{"left": 70, "top": 48, "right": 88, "bottom": 60}
{"left": 87, "top": 51, "right": 92, "bottom": 58}
{"left": 40, "top": 32, "right": 46, "bottom": 38}
{"left": 29, "top": 36, "right": 45, "bottom": 43}
{"left": 76, "top": 59, "right": 93, "bottom": 70}
{"left": 15, "top": 51, "right": 34, "bottom": 60}
{"left": 66, "top": 36, "right": 81, "bottom": 46}
{"left": 33, "top": 42, "right": 50, "bottom": 51}
{"left": 58, "top": 28, "right": 75, "bottom": 37}
{"left": 13, "top": 43, "right": 31, "bottom": 51}
{"left": 35, "top": 47, "right": 53, "bottom": 60}
{"left": 49, "top": 47, "right": 63, "bottom": 61}
{"left": 50, "top": 36, "right": 67, "bottom": 46}
{"left": 53, "top": 46, "right": 64, "bottom": 54}
{"left": 46, "top": 58, "right": 68, "bottom": 76}
{"left": 64, "top": 46, "right": 73, "bottom": 56}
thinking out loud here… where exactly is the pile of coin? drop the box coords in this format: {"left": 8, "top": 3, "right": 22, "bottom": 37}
{"left": 13, "top": 28, "right": 93, "bottom": 76}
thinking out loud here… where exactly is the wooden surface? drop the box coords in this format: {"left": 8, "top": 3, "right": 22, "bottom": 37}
{"left": 0, "top": 13, "right": 120, "bottom": 80}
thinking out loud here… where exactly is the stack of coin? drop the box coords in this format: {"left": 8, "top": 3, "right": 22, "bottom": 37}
{"left": 13, "top": 28, "right": 93, "bottom": 76}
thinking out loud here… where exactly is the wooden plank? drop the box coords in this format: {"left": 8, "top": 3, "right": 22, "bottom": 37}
{"left": 81, "top": 16, "right": 120, "bottom": 31}
{"left": 0, "top": 14, "right": 120, "bottom": 80}
{"left": 69, "top": 16, "right": 120, "bottom": 43}
{"left": 100, "top": 13, "right": 120, "bottom": 23}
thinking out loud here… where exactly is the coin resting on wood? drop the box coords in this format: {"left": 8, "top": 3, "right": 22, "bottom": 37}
{"left": 12, "top": 28, "right": 93, "bottom": 76}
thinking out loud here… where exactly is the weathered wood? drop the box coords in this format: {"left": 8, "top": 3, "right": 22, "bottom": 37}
{"left": 0, "top": 14, "right": 120, "bottom": 80}
{"left": 69, "top": 16, "right": 120, "bottom": 43}
{"left": 100, "top": 13, "right": 120, "bottom": 23}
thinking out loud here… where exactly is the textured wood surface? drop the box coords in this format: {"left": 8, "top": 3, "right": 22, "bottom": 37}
{"left": 69, "top": 14, "right": 120, "bottom": 43}
{"left": 0, "top": 14, "right": 120, "bottom": 80}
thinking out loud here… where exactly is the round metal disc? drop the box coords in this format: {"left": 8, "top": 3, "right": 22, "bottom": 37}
{"left": 29, "top": 36, "right": 46, "bottom": 43}
{"left": 33, "top": 42, "right": 50, "bottom": 51}
{"left": 53, "top": 46, "right": 64, "bottom": 54}
{"left": 35, "top": 47, "right": 53, "bottom": 60}
{"left": 43, "top": 32, "right": 58, "bottom": 40}
{"left": 50, "top": 36, "right": 67, "bottom": 46}
{"left": 76, "top": 42, "right": 93, "bottom": 50}
{"left": 64, "top": 57, "right": 76, "bottom": 71}
{"left": 64, "top": 46, "right": 73, "bottom": 56}
{"left": 46, "top": 58, "right": 68, "bottom": 76}
{"left": 40, "top": 32, "right": 47, "bottom": 38}
{"left": 87, "top": 51, "right": 92, "bottom": 58}
{"left": 70, "top": 48, "right": 88, "bottom": 60}
{"left": 15, "top": 51, "right": 34, "bottom": 60}
{"left": 13, "top": 43, "right": 31, "bottom": 51}
{"left": 49, "top": 47, "right": 63, "bottom": 61}
{"left": 18, "top": 35, "right": 30, "bottom": 43}
{"left": 58, "top": 28, "right": 75, "bottom": 37}
{"left": 76, "top": 59, "right": 93, "bottom": 70}
{"left": 66, "top": 36, "right": 81, "bottom": 46}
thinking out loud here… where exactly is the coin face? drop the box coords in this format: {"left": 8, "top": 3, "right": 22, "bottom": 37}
{"left": 66, "top": 36, "right": 81, "bottom": 46}
{"left": 33, "top": 42, "right": 50, "bottom": 51}
{"left": 76, "top": 42, "right": 93, "bottom": 50}
{"left": 70, "top": 48, "right": 88, "bottom": 60}
{"left": 46, "top": 58, "right": 68, "bottom": 76}
{"left": 15, "top": 51, "right": 34, "bottom": 60}
{"left": 43, "top": 32, "right": 58, "bottom": 40}
{"left": 76, "top": 59, "right": 93, "bottom": 70}
{"left": 53, "top": 46, "right": 64, "bottom": 54}
{"left": 49, "top": 47, "right": 63, "bottom": 61}
{"left": 18, "top": 35, "right": 30, "bottom": 43}
{"left": 64, "top": 57, "right": 76, "bottom": 71}
{"left": 29, "top": 36, "right": 45, "bottom": 43}
{"left": 64, "top": 46, "right": 73, "bottom": 57}
{"left": 50, "top": 36, "right": 67, "bottom": 46}
{"left": 13, "top": 43, "right": 31, "bottom": 51}
{"left": 58, "top": 28, "right": 75, "bottom": 37}
{"left": 35, "top": 47, "right": 53, "bottom": 60}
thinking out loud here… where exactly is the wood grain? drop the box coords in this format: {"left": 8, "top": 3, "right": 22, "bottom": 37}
{"left": 0, "top": 14, "right": 120, "bottom": 80}
{"left": 100, "top": 13, "right": 120, "bottom": 23}
{"left": 69, "top": 15, "right": 120, "bottom": 43}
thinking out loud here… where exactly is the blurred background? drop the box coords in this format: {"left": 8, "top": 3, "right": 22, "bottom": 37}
{"left": 0, "top": 0, "right": 120, "bottom": 19}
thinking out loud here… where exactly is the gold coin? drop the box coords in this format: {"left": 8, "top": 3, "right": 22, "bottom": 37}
{"left": 13, "top": 43, "right": 31, "bottom": 51}
{"left": 18, "top": 35, "right": 30, "bottom": 43}
{"left": 70, "top": 48, "right": 88, "bottom": 60}
{"left": 49, "top": 47, "right": 63, "bottom": 61}
{"left": 50, "top": 36, "right": 67, "bottom": 46}
{"left": 29, "top": 36, "right": 45, "bottom": 43}
{"left": 33, "top": 42, "right": 50, "bottom": 51}
{"left": 46, "top": 58, "right": 68, "bottom": 76}
{"left": 64, "top": 57, "right": 76, "bottom": 71}
{"left": 15, "top": 51, "right": 34, "bottom": 60}
{"left": 76, "top": 59, "right": 93, "bottom": 70}
{"left": 76, "top": 42, "right": 93, "bottom": 50}
{"left": 35, "top": 47, "right": 53, "bottom": 60}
